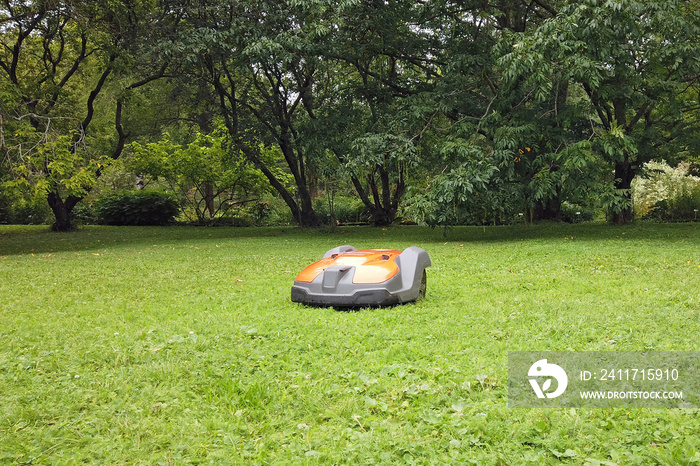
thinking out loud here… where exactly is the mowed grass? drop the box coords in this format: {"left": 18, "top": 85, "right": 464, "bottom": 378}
{"left": 1, "top": 222, "right": 699, "bottom": 465}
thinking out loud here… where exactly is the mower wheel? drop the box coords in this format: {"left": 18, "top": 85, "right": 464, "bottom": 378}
{"left": 417, "top": 269, "right": 427, "bottom": 301}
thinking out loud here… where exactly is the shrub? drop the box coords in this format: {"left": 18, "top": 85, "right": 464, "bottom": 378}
{"left": 71, "top": 203, "right": 97, "bottom": 225}
{"left": 560, "top": 202, "right": 595, "bottom": 223}
{"left": 313, "top": 195, "right": 369, "bottom": 224}
{"left": 228, "top": 201, "right": 274, "bottom": 227}
{"left": 268, "top": 198, "right": 295, "bottom": 225}
{"left": 9, "top": 196, "right": 52, "bottom": 225}
{"left": 127, "top": 131, "right": 271, "bottom": 225}
{"left": 0, "top": 194, "right": 11, "bottom": 224}
{"left": 0, "top": 191, "right": 52, "bottom": 225}
{"left": 647, "top": 190, "right": 700, "bottom": 222}
{"left": 95, "top": 190, "right": 180, "bottom": 226}
{"left": 634, "top": 161, "right": 700, "bottom": 221}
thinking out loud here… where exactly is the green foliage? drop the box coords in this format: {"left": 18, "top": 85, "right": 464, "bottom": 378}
{"left": 94, "top": 190, "right": 179, "bottom": 226}
{"left": 4, "top": 134, "right": 108, "bottom": 200}
{"left": 0, "top": 194, "right": 52, "bottom": 225}
{"left": 649, "top": 194, "right": 700, "bottom": 222}
{"left": 2, "top": 0, "right": 700, "bottom": 231}
{"left": 225, "top": 197, "right": 299, "bottom": 227}
{"left": 71, "top": 203, "right": 97, "bottom": 226}
{"left": 229, "top": 201, "right": 274, "bottom": 227}
{"left": 499, "top": 0, "right": 700, "bottom": 221}
{"left": 597, "top": 123, "right": 638, "bottom": 162}
{"left": 597, "top": 184, "right": 634, "bottom": 220}
{"left": 0, "top": 0, "right": 185, "bottom": 230}
{"left": 0, "top": 190, "right": 12, "bottom": 224}
{"left": 258, "top": 197, "right": 295, "bottom": 226}
{"left": 127, "top": 131, "right": 270, "bottom": 225}
{"left": 348, "top": 133, "right": 419, "bottom": 173}
{"left": 313, "top": 195, "right": 370, "bottom": 224}
{"left": 560, "top": 202, "right": 596, "bottom": 223}
{"left": 405, "top": 158, "right": 524, "bottom": 228}
{"left": 634, "top": 161, "right": 700, "bottom": 221}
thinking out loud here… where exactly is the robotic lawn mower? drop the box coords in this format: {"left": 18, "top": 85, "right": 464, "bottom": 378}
{"left": 291, "top": 245, "right": 431, "bottom": 307}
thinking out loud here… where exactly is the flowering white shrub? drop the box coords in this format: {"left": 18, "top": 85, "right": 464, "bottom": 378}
{"left": 633, "top": 161, "right": 700, "bottom": 219}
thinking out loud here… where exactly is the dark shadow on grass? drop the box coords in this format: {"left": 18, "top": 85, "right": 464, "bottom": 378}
{"left": 0, "top": 225, "right": 297, "bottom": 256}
{"left": 292, "top": 299, "right": 425, "bottom": 312}
{"left": 1, "top": 222, "right": 697, "bottom": 256}
{"left": 421, "top": 221, "right": 700, "bottom": 243}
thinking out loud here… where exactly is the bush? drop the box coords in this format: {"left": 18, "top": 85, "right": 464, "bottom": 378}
{"left": 313, "top": 195, "right": 369, "bottom": 225}
{"left": 228, "top": 201, "right": 274, "bottom": 227}
{"left": 95, "top": 190, "right": 180, "bottom": 226}
{"left": 71, "top": 203, "right": 97, "bottom": 225}
{"left": 646, "top": 190, "right": 700, "bottom": 221}
{"left": 560, "top": 202, "right": 595, "bottom": 223}
{"left": 9, "top": 196, "right": 52, "bottom": 225}
{"left": 0, "top": 194, "right": 11, "bottom": 224}
{"left": 261, "top": 198, "right": 294, "bottom": 226}
{"left": 634, "top": 161, "right": 700, "bottom": 221}
{"left": 0, "top": 191, "right": 51, "bottom": 225}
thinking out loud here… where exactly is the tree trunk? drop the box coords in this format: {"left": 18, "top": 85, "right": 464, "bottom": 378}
{"left": 372, "top": 206, "right": 396, "bottom": 227}
{"left": 532, "top": 188, "right": 562, "bottom": 221}
{"left": 236, "top": 141, "right": 319, "bottom": 228}
{"left": 48, "top": 192, "right": 74, "bottom": 231}
{"left": 204, "top": 181, "right": 215, "bottom": 221}
{"left": 326, "top": 189, "right": 337, "bottom": 231}
{"left": 281, "top": 137, "right": 320, "bottom": 228}
{"left": 299, "top": 191, "right": 320, "bottom": 227}
{"left": 299, "top": 207, "right": 320, "bottom": 228}
{"left": 610, "top": 161, "right": 636, "bottom": 224}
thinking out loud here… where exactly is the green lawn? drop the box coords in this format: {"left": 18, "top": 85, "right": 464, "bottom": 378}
{"left": 1, "top": 223, "right": 699, "bottom": 465}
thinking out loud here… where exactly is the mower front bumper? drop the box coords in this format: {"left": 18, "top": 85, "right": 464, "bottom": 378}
{"left": 291, "top": 285, "right": 400, "bottom": 307}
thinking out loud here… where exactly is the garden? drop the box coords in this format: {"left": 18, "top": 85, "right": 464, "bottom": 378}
{"left": 2, "top": 1, "right": 700, "bottom": 463}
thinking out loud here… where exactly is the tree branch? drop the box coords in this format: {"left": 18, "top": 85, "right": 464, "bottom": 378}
{"left": 530, "top": 0, "right": 558, "bottom": 17}
{"left": 582, "top": 83, "right": 611, "bottom": 129}
{"left": 74, "top": 53, "right": 116, "bottom": 151}
{"left": 44, "top": 32, "right": 88, "bottom": 115}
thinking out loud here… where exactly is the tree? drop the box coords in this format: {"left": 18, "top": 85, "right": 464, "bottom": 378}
{"left": 392, "top": 0, "right": 576, "bottom": 227}
{"left": 128, "top": 130, "right": 271, "bottom": 225}
{"left": 435, "top": 0, "right": 575, "bottom": 222}
{"left": 177, "top": 0, "right": 442, "bottom": 227}
{"left": 501, "top": 0, "right": 700, "bottom": 223}
{"left": 319, "top": 0, "right": 440, "bottom": 226}
{"left": 170, "top": 0, "right": 336, "bottom": 227}
{"left": 0, "top": 1, "right": 173, "bottom": 230}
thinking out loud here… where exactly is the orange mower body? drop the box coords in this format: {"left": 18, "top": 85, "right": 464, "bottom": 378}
{"left": 291, "top": 245, "right": 431, "bottom": 307}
